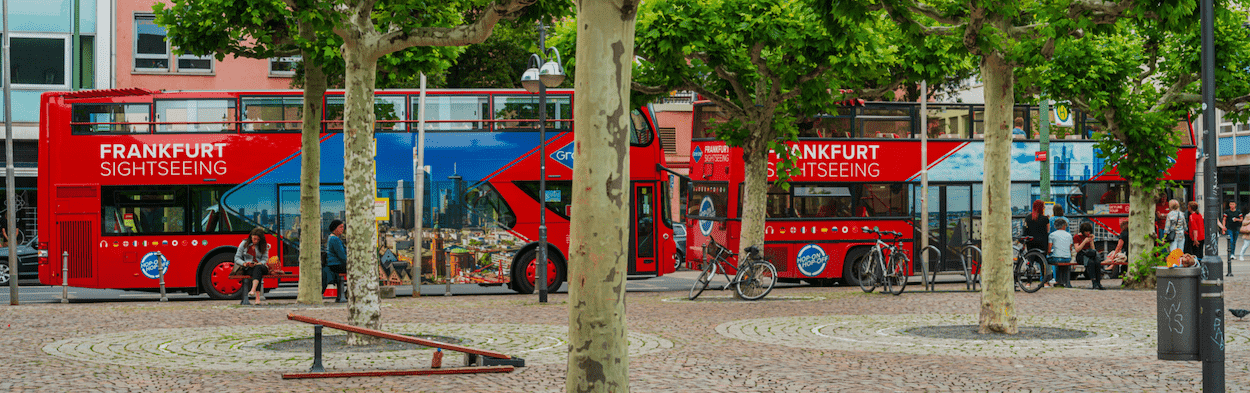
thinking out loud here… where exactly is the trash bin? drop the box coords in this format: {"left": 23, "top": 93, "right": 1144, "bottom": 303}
{"left": 1156, "top": 266, "right": 1200, "bottom": 361}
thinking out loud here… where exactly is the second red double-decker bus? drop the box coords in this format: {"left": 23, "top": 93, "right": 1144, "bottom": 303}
{"left": 38, "top": 88, "right": 677, "bottom": 298}
{"left": 686, "top": 101, "right": 1197, "bottom": 286}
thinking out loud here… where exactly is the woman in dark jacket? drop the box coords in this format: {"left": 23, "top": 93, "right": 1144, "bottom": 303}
{"left": 1022, "top": 199, "right": 1052, "bottom": 286}
{"left": 1022, "top": 200, "right": 1050, "bottom": 253}
{"left": 234, "top": 227, "right": 269, "bottom": 305}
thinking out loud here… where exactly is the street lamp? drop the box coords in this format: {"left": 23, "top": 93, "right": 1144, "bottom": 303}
{"left": 521, "top": 21, "right": 565, "bottom": 303}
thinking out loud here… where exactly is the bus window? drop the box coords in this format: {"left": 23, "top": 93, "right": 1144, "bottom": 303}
{"left": 765, "top": 185, "right": 794, "bottom": 218}
{"left": 155, "top": 99, "right": 236, "bottom": 133}
{"left": 241, "top": 96, "right": 302, "bottom": 131}
{"left": 465, "top": 183, "right": 517, "bottom": 230}
{"left": 516, "top": 181, "right": 572, "bottom": 220}
{"left": 191, "top": 185, "right": 247, "bottom": 233}
{"left": 328, "top": 96, "right": 407, "bottom": 132}
{"left": 493, "top": 95, "right": 571, "bottom": 131}
{"left": 630, "top": 109, "right": 654, "bottom": 145}
{"left": 861, "top": 184, "right": 909, "bottom": 216}
{"left": 793, "top": 185, "right": 851, "bottom": 217}
{"left": 411, "top": 95, "right": 489, "bottom": 131}
{"left": 72, "top": 104, "right": 150, "bottom": 134}
{"left": 687, "top": 182, "right": 728, "bottom": 220}
{"left": 101, "top": 186, "right": 187, "bottom": 234}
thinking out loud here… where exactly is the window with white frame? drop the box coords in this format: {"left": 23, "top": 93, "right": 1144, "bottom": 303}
{"left": 270, "top": 56, "right": 300, "bottom": 76}
{"left": 3, "top": 34, "right": 70, "bottom": 89}
{"left": 134, "top": 14, "right": 213, "bottom": 73}
{"left": 1218, "top": 109, "right": 1234, "bottom": 135}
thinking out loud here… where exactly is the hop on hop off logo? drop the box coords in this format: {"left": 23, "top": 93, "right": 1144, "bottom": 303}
{"left": 140, "top": 251, "right": 170, "bottom": 279}
{"left": 698, "top": 196, "right": 716, "bottom": 236}
{"left": 795, "top": 244, "right": 829, "bottom": 277}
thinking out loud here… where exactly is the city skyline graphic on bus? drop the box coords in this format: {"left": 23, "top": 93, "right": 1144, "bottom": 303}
{"left": 919, "top": 141, "right": 1111, "bottom": 182}
{"left": 221, "top": 130, "right": 566, "bottom": 233}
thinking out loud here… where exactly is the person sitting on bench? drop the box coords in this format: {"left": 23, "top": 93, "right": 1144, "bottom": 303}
{"left": 322, "top": 220, "right": 347, "bottom": 297}
{"left": 235, "top": 227, "right": 270, "bottom": 305}
{"left": 1073, "top": 222, "right": 1103, "bottom": 290}
{"left": 1048, "top": 218, "right": 1073, "bottom": 288}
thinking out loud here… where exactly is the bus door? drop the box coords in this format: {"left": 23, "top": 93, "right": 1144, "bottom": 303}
{"left": 936, "top": 185, "right": 974, "bottom": 273}
{"left": 630, "top": 182, "right": 658, "bottom": 274}
{"left": 277, "top": 185, "right": 300, "bottom": 270}
{"left": 53, "top": 184, "right": 102, "bottom": 287}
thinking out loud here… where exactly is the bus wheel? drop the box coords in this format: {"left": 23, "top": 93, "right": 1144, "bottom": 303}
{"left": 511, "top": 248, "right": 565, "bottom": 294}
{"left": 841, "top": 248, "right": 870, "bottom": 287}
{"left": 200, "top": 253, "right": 243, "bottom": 300}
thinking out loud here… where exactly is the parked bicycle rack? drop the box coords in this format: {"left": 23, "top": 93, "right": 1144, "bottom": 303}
{"left": 282, "top": 314, "right": 524, "bottom": 379}
{"left": 915, "top": 243, "right": 981, "bottom": 292}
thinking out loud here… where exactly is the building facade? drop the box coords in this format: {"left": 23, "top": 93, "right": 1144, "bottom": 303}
{"left": 4, "top": 0, "right": 113, "bottom": 239}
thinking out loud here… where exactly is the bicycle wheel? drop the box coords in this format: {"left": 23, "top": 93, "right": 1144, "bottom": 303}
{"left": 735, "top": 261, "right": 777, "bottom": 300}
{"left": 886, "top": 253, "right": 908, "bottom": 296}
{"left": 857, "top": 250, "right": 881, "bottom": 293}
{"left": 1016, "top": 251, "right": 1047, "bottom": 293}
{"left": 689, "top": 257, "right": 718, "bottom": 300}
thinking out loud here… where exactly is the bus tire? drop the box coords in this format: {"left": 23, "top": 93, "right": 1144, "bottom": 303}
{"left": 510, "top": 248, "right": 566, "bottom": 295}
{"left": 841, "top": 247, "right": 871, "bottom": 287}
{"left": 200, "top": 253, "right": 244, "bottom": 300}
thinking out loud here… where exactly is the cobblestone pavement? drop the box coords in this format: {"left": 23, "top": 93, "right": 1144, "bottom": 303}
{"left": 2, "top": 271, "right": 1249, "bottom": 392}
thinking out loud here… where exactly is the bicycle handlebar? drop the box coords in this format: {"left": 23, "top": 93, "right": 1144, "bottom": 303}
{"left": 861, "top": 226, "right": 903, "bottom": 238}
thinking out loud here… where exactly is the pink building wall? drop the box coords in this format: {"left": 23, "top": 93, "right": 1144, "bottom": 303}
{"left": 654, "top": 106, "right": 693, "bottom": 170}
{"left": 116, "top": 0, "right": 294, "bottom": 91}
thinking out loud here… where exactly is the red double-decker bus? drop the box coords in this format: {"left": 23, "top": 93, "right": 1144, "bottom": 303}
{"left": 686, "top": 101, "right": 1197, "bottom": 286}
{"left": 38, "top": 88, "right": 677, "bottom": 298}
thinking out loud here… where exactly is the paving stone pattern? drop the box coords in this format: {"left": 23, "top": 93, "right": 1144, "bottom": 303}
{"left": 43, "top": 324, "right": 674, "bottom": 371}
{"left": 717, "top": 314, "right": 1250, "bottom": 358}
{"left": 2, "top": 273, "right": 1250, "bottom": 392}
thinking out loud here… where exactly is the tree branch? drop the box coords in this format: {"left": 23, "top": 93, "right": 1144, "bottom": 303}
{"left": 1151, "top": 73, "right": 1197, "bottom": 112}
{"left": 1067, "top": 0, "right": 1134, "bottom": 23}
{"left": 748, "top": 42, "right": 777, "bottom": 97}
{"left": 682, "top": 79, "right": 747, "bottom": 120}
{"left": 962, "top": 6, "right": 986, "bottom": 56}
{"left": 1132, "top": 40, "right": 1160, "bottom": 96}
{"left": 690, "top": 51, "right": 755, "bottom": 111}
{"left": 1009, "top": 23, "right": 1045, "bottom": 39}
{"left": 373, "top": 0, "right": 535, "bottom": 56}
{"left": 901, "top": 0, "right": 964, "bottom": 25}
{"left": 776, "top": 66, "right": 831, "bottom": 103}
{"left": 1217, "top": 94, "right": 1250, "bottom": 114}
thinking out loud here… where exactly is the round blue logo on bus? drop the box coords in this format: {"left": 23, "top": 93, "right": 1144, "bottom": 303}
{"left": 140, "top": 251, "right": 170, "bottom": 279}
{"left": 795, "top": 244, "right": 828, "bottom": 277}
{"left": 698, "top": 196, "right": 715, "bottom": 235}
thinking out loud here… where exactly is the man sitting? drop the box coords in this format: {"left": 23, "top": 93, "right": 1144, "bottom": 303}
{"left": 1048, "top": 218, "right": 1074, "bottom": 287}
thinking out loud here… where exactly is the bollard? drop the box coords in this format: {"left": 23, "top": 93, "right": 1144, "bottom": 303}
{"left": 158, "top": 254, "right": 168, "bottom": 302}
{"left": 444, "top": 259, "right": 452, "bottom": 296}
{"left": 309, "top": 325, "right": 325, "bottom": 372}
{"left": 61, "top": 252, "right": 68, "bottom": 304}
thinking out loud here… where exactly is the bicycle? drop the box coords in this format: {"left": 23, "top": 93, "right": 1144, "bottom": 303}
{"left": 1013, "top": 236, "right": 1049, "bottom": 293}
{"left": 855, "top": 227, "right": 909, "bottom": 295}
{"left": 689, "top": 238, "right": 778, "bottom": 301}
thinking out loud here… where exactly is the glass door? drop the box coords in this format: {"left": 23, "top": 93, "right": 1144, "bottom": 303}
{"left": 630, "top": 182, "right": 658, "bottom": 274}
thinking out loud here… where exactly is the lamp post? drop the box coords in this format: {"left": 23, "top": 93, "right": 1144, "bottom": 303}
{"left": 520, "top": 21, "right": 565, "bottom": 303}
